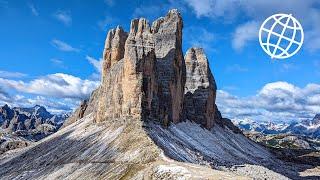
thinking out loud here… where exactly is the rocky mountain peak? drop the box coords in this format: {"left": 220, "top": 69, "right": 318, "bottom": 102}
{"left": 96, "top": 9, "right": 185, "bottom": 125}
{"left": 0, "top": 104, "right": 14, "bottom": 120}
{"left": 184, "top": 47, "right": 217, "bottom": 93}
{"left": 0, "top": 104, "right": 68, "bottom": 137}
{"left": 312, "top": 114, "right": 320, "bottom": 125}
{"left": 33, "top": 105, "right": 46, "bottom": 112}
{"left": 83, "top": 9, "right": 236, "bottom": 131}
{"left": 2, "top": 104, "right": 10, "bottom": 110}
{"left": 183, "top": 47, "right": 217, "bottom": 129}
{"left": 102, "top": 25, "right": 128, "bottom": 83}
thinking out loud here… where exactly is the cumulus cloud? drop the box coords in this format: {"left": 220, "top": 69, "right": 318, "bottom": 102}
{"left": 51, "top": 39, "right": 79, "bottom": 52}
{"left": 232, "top": 21, "right": 259, "bottom": 51}
{"left": 216, "top": 81, "right": 320, "bottom": 122}
{"left": 0, "top": 87, "right": 10, "bottom": 101}
{"left": 53, "top": 10, "right": 72, "bottom": 26}
{"left": 0, "top": 73, "right": 99, "bottom": 99}
{"left": 0, "top": 95, "right": 78, "bottom": 114}
{"left": 0, "top": 70, "right": 27, "bottom": 78}
{"left": 184, "top": 0, "right": 238, "bottom": 20}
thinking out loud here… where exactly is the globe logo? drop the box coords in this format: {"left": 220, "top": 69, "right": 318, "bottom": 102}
{"left": 259, "top": 14, "right": 304, "bottom": 59}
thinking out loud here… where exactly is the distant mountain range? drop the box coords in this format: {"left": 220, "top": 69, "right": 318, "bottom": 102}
{"left": 234, "top": 114, "right": 320, "bottom": 138}
{"left": 0, "top": 104, "right": 69, "bottom": 141}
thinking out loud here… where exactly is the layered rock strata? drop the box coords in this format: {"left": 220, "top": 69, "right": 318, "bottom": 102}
{"left": 81, "top": 9, "right": 238, "bottom": 131}
{"left": 96, "top": 9, "right": 185, "bottom": 126}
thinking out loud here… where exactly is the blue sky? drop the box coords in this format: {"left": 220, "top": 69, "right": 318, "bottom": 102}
{"left": 0, "top": 0, "right": 320, "bottom": 122}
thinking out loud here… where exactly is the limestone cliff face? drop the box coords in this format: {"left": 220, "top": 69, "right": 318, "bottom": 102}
{"left": 183, "top": 48, "right": 217, "bottom": 129}
{"left": 102, "top": 26, "right": 128, "bottom": 81}
{"left": 152, "top": 9, "right": 185, "bottom": 124}
{"left": 83, "top": 9, "right": 238, "bottom": 131}
{"left": 96, "top": 9, "right": 185, "bottom": 125}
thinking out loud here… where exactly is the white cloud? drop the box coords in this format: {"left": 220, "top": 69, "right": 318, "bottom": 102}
{"left": 0, "top": 87, "right": 10, "bottom": 101}
{"left": 184, "top": 0, "right": 320, "bottom": 52}
{"left": 51, "top": 39, "right": 79, "bottom": 52}
{"left": 28, "top": 3, "right": 38, "bottom": 16}
{"left": 0, "top": 73, "right": 99, "bottom": 99}
{"left": 216, "top": 81, "right": 320, "bottom": 122}
{"left": 0, "top": 70, "right": 27, "bottom": 78}
{"left": 232, "top": 21, "right": 259, "bottom": 51}
{"left": 184, "top": 0, "right": 213, "bottom": 18}
{"left": 53, "top": 10, "right": 72, "bottom": 26}
{"left": 86, "top": 55, "right": 102, "bottom": 73}
{"left": 0, "top": 71, "right": 100, "bottom": 113}
{"left": 184, "top": 0, "right": 238, "bottom": 21}
{"left": 0, "top": 95, "right": 79, "bottom": 114}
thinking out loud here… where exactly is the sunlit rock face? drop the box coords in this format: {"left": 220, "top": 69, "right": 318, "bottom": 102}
{"left": 96, "top": 9, "right": 185, "bottom": 125}
{"left": 89, "top": 9, "right": 233, "bottom": 131}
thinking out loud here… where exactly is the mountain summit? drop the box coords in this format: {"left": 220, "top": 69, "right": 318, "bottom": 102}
{"left": 0, "top": 10, "right": 310, "bottom": 179}
{"left": 72, "top": 9, "right": 238, "bottom": 132}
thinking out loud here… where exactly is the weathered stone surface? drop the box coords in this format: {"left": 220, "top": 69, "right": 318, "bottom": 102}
{"left": 183, "top": 48, "right": 216, "bottom": 129}
{"left": 62, "top": 88, "right": 99, "bottom": 127}
{"left": 96, "top": 9, "right": 185, "bottom": 125}
{"left": 121, "top": 17, "right": 157, "bottom": 121}
{"left": 97, "top": 17, "right": 159, "bottom": 122}
{"left": 102, "top": 26, "right": 128, "bottom": 83}
{"left": 152, "top": 9, "right": 185, "bottom": 124}
{"left": 214, "top": 105, "right": 242, "bottom": 134}
{"left": 96, "top": 58, "right": 125, "bottom": 122}
{"left": 91, "top": 9, "right": 238, "bottom": 131}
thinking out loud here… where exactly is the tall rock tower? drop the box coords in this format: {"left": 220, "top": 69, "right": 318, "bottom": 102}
{"left": 90, "top": 9, "right": 221, "bottom": 130}
{"left": 96, "top": 10, "right": 185, "bottom": 125}
{"left": 183, "top": 48, "right": 217, "bottom": 129}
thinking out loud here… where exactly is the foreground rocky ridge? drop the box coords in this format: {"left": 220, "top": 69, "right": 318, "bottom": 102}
{"left": 1, "top": 9, "right": 319, "bottom": 179}
{"left": 0, "top": 115, "right": 250, "bottom": 179}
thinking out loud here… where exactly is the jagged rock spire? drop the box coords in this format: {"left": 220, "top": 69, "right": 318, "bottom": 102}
{"left": 102, "top": 26, "right": 128, "bottom": 83}
{"left": 96, "top": 9, "right": 185, "bottom": 124}
{"left": 183, "top": 47, "right": 217, "bottom": 129}
{"left": 92, "top": 9, "right": 234, "bottom": 131}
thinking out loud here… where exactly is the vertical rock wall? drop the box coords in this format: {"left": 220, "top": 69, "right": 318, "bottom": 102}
{"left": 183, "top": 48, "right": 217, "bottom": 129}
{"left": 93, "top": 9, "right": 225, "bottom": 130}
{"left": 152, "top": 9, "right": 185, "bottom": 124}
{"left": 96, "top": 10, "right": 185, "bottom": 125}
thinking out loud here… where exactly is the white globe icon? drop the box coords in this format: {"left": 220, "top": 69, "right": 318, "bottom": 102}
{"left": 259, "top": 13, "right": 304, "bottom": 59}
